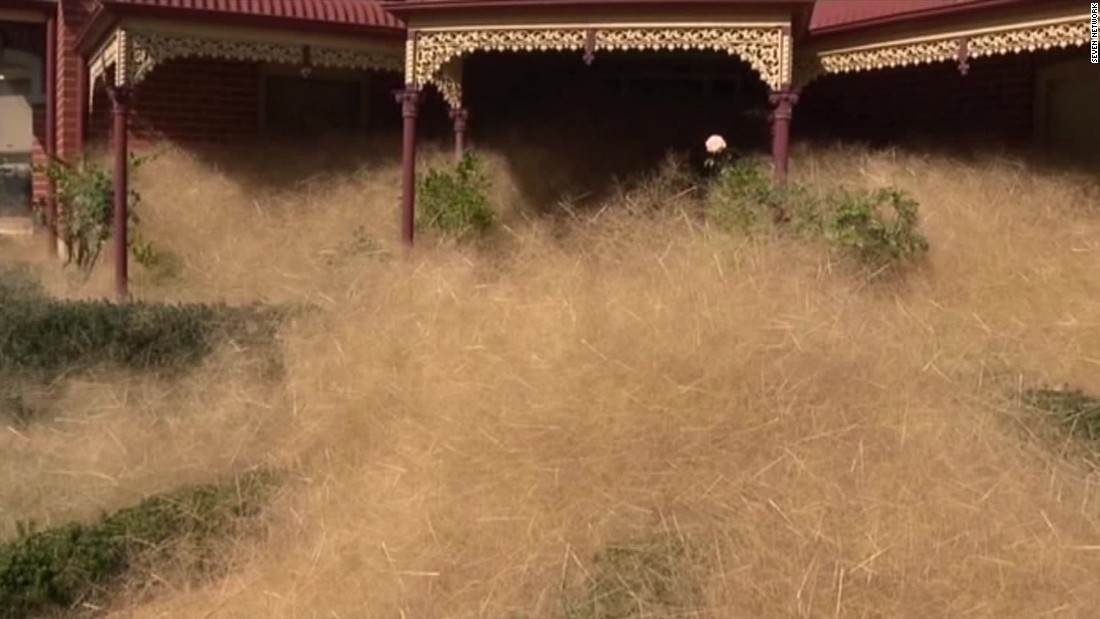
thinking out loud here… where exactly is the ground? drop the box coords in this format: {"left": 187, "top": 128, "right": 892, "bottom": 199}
{"left": 2, "top": 138, "right": 1100, "bottom": 618}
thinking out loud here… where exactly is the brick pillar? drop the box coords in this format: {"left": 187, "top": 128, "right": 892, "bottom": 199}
{"left": 56, "top": 0, "right": 90, "bottom": 162}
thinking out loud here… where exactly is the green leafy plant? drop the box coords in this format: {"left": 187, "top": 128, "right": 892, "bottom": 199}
{"left": 0, "top": 470, "right": 278, "bottom": 619}
{"left": 703, "top": 147, "right": 929, "bottom": 275}
{"left": 34, "top": 153, "right": 158, "bottom": 277}
{"left": 822, "top": 187, "right": 930, "bottom": 272}
{"left": 706, "top": 158, "right": 797, "bottom": 234}
{"left": 417, "top": 153, "right": 496, "bottom": 239}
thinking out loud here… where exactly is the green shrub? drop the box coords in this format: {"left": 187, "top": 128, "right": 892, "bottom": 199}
{"left": 0, "top": 470, "right": 277, "bottom": 619}
{"left": 705, "top": 159, "right": 929, "bottom": 274}
{"left": 417, "top": 153, "right": 495, "bottom": 239}
{"left": 822, "top": 187, "right": 930, "bottom": 272}
{"left": 1022, "top": 387, "right": 1100, "bottom": 442}
{"left": 563, "top": 534, "right": 702, "bottom": 619}
{"left": 706, "top": 158, "right": 785, "bottom": 234}
{"left": 0, "top": 300, "right": 284, "bottom": 376}
{"left": 34, "top": 154, "right": 163, "bottom": 277}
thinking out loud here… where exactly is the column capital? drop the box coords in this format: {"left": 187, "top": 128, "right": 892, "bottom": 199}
{"left": 393, "top": 87, "right": 421, "bottom": 119}
{"left": 449, "top": 107, "right": 469, "bottom": 130}
{"left": 106, "top": 84, "right": 133, "bottom": 109}
{"left": 768, "top": 87, "right": 799, "bottom": 121}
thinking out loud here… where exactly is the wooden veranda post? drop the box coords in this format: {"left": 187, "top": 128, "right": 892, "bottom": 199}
{"left": 107, "top": 85, "right": 131, "bottom": 302}
{"left": 769, "top": 87, "right": 798, "bottom": 186}
{"left": 395, "top": 87, "right": 420, "bottom": 246}
{"left": 450, "top": 107, "right": 469, "bottom": 162}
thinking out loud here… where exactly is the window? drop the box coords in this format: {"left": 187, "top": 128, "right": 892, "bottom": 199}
{"left": 0, "top": 77, "right": 34, "bottom": 215}
{"left": 262, "top": 74, "right": 365, "bottom": 136}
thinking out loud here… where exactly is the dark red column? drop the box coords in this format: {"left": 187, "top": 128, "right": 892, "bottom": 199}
{"left": 394, "top": 87, "right": 420, "bottom": 246}
{"left": 107, "top": 85, "right": 132, "bottom": 302}
{"left": 769, "top": 87, "right": 799, "bottom": 186}
{"left": 449, "top": 107, "right": 469, "bottom": 162}
{"left": 44, "top": 12, "right": 58, "bottom": 257}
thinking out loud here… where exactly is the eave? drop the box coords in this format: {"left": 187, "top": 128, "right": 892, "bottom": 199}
{"left": 809, "top": 0, "right": 1028, "bottom": 37}
{"left": 384, "top": 0, "right": 813, "bottom": 19}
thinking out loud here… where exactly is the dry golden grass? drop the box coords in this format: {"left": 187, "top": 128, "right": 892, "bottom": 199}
{"left": 4, "top": 139, "right": 1100, "bottom": 617}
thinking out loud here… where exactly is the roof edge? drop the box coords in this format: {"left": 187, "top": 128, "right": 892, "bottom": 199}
{"left": 384, "top": 0, "right": 813, "bottom": 18}
{"left": 78, "top": 1, "right": 405, "bottom": 55}
{"left": 809, "top": 0, "right": 1028, "bottom": 35}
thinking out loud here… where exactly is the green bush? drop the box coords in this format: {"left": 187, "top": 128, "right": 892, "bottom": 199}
{"left": 705, "top": 159, "right": 929, "bottom": 274}
{"left": 706, "top": 158, "right": 785, "bottom": 234}
{"left": 1022, "top": 387, "right": 1100, "bottom": 442}
{"left": 34, "top": 154, "right": 166, "bottom": 277}
{"left": 0, "top": 470, "right": 277, "bottom": 619}
{"left": 822, "top": 187, "right": 930, "bottom": 272}
{"left": 0, "top": 300, "right": 284, "bottom": 376}
{"left": 417, "top": 153, "right": 496, "bottom": 239}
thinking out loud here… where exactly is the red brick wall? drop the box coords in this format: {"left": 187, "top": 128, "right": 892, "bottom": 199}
{"left": 56, "top": 0, "right": 92, "bottom": 162}
{"left": 87, "top": 58, "right": 262, "bottom": 148}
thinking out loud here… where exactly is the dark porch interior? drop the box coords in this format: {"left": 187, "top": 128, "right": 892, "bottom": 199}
{"left": 422, "top": 50, "right": 774, "bottom": 209}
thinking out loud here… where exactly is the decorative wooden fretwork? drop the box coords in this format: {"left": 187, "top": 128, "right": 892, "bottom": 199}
{"left": 409, "top": 24, "right": 792, "bottom": 108}
{"left": 811, "top": 16, "right": 1089, "bottom": 82}
{"left": 436, "top": 59, "right": 463, "bottom": 109}
{"left": 88, "top": 30, "right": 122, "bottom": 100}
{"left": 89, "top": 27, "right": 403, "bottom": 91}
{"left": 128, "top": 31, "right": 303, "bottom": 84}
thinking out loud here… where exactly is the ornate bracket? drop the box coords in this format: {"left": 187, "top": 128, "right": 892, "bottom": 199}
{"left": 583, "top": 29, "right": 597, "bottom": 65}
{"left": 956, "top": 37, "right": 970, "bottom": 75}
{"left": 409, "top": 24, "right": 792, "bottom": 109}
{"left": 436, "top": 59, "right": 463, "bottom": 109}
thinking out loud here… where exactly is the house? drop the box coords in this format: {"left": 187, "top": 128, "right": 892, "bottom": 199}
{"left": 0, "top": 0, "right": 1094, "bottom": 296}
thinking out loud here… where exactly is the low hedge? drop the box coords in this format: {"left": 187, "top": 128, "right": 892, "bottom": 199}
{"left": 0, "top": 470, "right": 277, "bottom": 618}
{"left": 0, "top": 299, "right": 284, "bottom": 375}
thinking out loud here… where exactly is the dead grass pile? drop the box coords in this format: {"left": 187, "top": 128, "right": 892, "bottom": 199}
{"left": 4, "top": 140, "right": 1100, "bottom": 617}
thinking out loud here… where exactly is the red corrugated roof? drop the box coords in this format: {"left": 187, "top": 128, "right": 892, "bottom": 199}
{"left": 100, "top": 0, "right": 403, "bottom": 30}
{"left": 809, "top": 0, "right": 1023, "bottom": 33}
